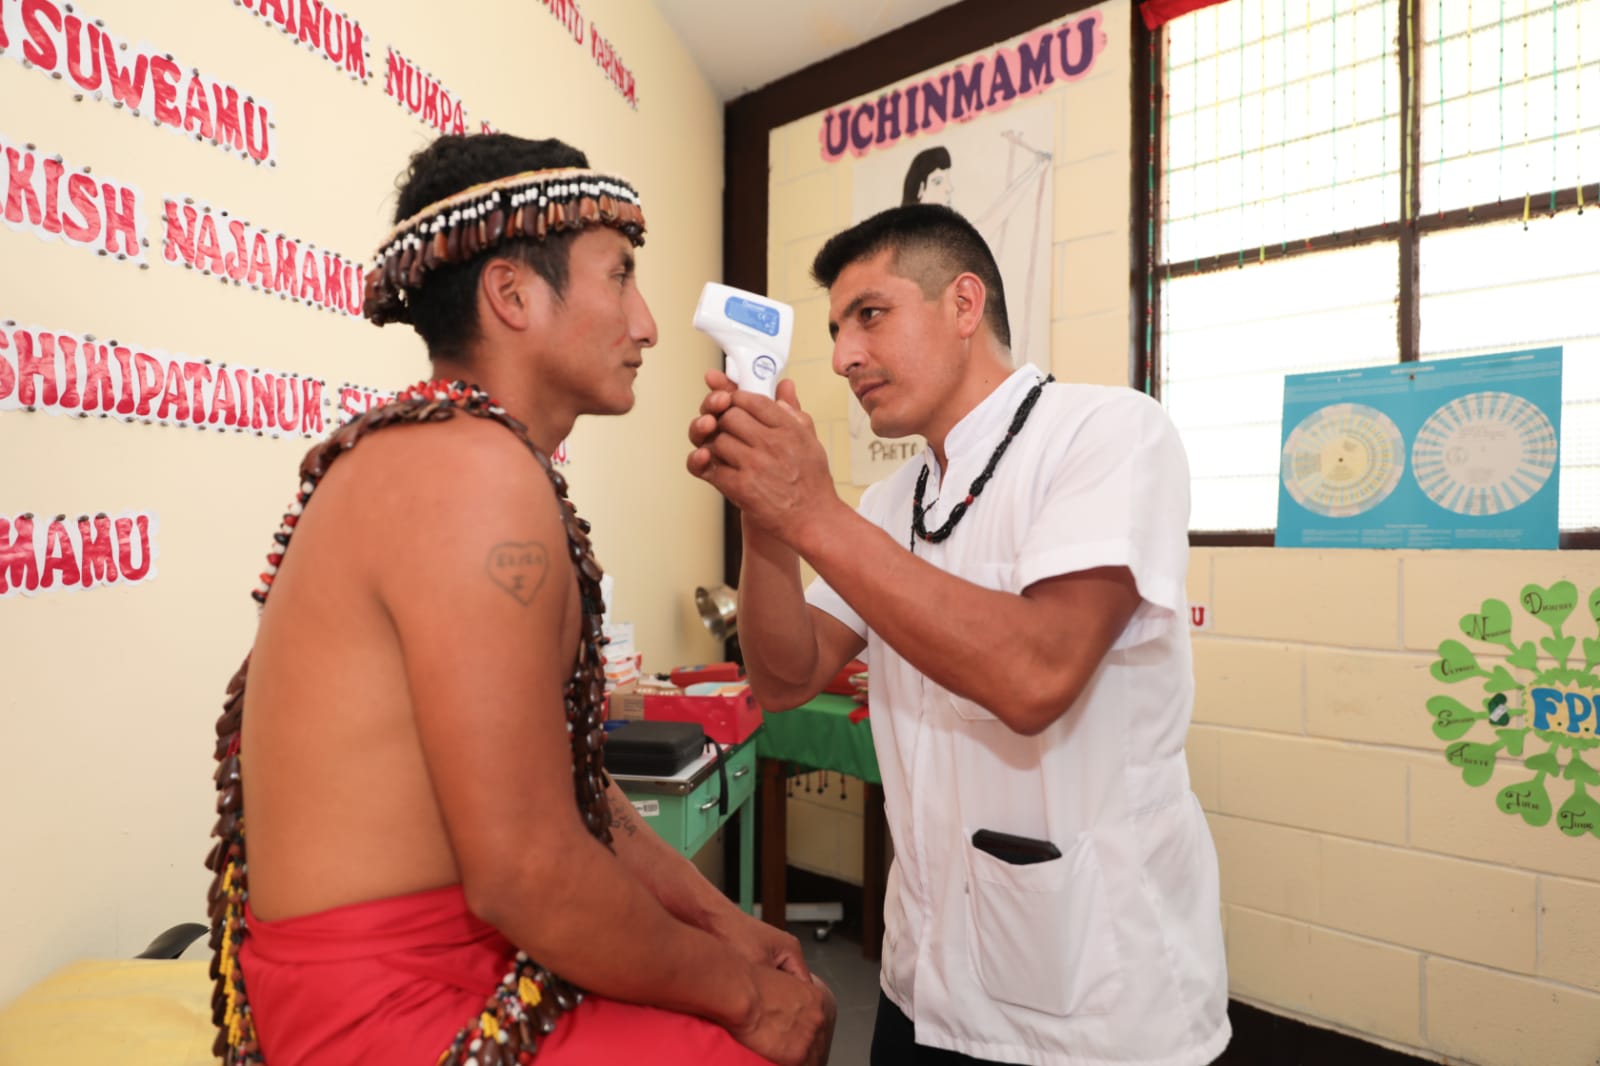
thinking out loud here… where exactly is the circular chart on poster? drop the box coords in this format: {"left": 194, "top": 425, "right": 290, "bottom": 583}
{"left": 1280, "top": 403, "right": 1406, "bottom": 518}
{"left": 1412, "top": 391, "right": 1557, "bottom": 516}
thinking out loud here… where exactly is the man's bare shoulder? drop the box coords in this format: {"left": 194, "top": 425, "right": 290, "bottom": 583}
{"left": 302, "top": 413, "right": 573, "bottom": 615}
{"left": 327, "top": 413, "right": 561, "bottom": 520}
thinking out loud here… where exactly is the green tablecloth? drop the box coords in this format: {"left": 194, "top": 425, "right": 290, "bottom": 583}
{"left": 756, "top": 693, "right": 880, "bottom": 785}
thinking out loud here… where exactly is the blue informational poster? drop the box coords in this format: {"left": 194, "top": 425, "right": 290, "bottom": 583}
{"left": 1276, "top": 348, "right": 1563, "bottom": 550}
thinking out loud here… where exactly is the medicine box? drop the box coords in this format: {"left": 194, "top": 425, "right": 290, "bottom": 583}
{"left": 643, "top": 685, "right": 762, "bottom": 746}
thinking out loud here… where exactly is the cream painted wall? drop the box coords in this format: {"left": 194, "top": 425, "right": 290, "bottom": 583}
{"left": 766, "top": 3, "right": 1600, "bottom": 1063}
{"left": 0, "top": 0, "right": 726, "bottom": 1006}
{"left": 1191, "top": 546, "right": 1600, "bottom": 1066}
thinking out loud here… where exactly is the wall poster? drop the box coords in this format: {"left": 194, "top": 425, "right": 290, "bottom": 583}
{"left": 1277, "top": 348, "right": 1563, "bottom": 550}
{"left": 820, "top": 14, "right": 1111, "bottom": 484}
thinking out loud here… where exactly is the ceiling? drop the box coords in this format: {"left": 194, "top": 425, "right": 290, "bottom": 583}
{"left": 655, "top": 0, "right": 965, "bottom": 101}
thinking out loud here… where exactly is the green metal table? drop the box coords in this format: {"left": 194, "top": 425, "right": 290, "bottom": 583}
{"left": 756, "top": 695, "right": 887, "bottom": 958}
{"left": 613, "top": 734, "right": 759, "bottom": 914}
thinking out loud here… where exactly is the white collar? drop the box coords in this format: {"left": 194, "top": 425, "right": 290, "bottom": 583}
{"left": 930, "top": 366, "right": 1047, "bottom": 475}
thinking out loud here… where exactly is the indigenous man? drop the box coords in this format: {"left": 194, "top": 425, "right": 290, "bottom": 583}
{"left": 205, "top": 133, "right": 834, "bottom": 1066}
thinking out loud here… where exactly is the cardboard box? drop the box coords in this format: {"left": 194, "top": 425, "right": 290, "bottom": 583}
{"left": 608, "top": 677, "right": 686, "bottom": 722}
{"left": 608, "top": 679, "right": 644, "bottom": 722}
{"left": 644, "top": 686, "right": 762, "bottom": 746}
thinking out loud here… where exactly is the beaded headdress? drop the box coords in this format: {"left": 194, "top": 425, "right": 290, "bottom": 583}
{"left": 361, "top": 167, "right": 647, "bottom": 326}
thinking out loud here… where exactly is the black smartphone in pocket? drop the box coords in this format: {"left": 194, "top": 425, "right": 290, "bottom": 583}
{"left": 971, "top": 828, "right": 1062, "bottom": 866}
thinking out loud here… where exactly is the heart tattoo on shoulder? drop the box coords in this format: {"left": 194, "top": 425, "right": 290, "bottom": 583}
{"left": 486, "top": 541, "right": 549, "bottom": 605}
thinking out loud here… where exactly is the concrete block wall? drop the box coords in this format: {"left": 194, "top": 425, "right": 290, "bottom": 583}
{"left": 1191, "top": 547, "right": 1600, "bottom": 1064}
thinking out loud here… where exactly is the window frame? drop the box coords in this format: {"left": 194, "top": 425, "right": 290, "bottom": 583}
{"left": 1133, "top": 0, "right": 1600, "bottom": 549}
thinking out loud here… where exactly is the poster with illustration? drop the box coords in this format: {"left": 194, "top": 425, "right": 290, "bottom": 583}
{"left": 846, "top": 97, "right": 1056, "bottom": 485}
{"left": 1277, "top": 348, "right": 1563, "bottom": 549}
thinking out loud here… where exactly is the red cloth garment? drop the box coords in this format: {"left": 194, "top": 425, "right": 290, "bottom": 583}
{"left": 1141, "top": 0, "right": 1232, "bottom": 30}
{"left": 239, "top": 884, "right": 768, "bottom": 1066}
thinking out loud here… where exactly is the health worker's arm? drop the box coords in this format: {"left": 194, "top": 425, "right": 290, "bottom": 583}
{"left": 694, "top": 385, "right": 1179, "bottom": 736}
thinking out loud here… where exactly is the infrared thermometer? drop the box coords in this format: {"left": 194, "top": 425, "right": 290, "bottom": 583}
{"left": 692, "top": 282, "right": 794, "bottom": 400}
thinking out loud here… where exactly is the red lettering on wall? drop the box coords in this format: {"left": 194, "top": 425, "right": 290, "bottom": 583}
{"left": 115, "top": 515, "right": 153, "bottom": 581}
{"left": 77, "top": 515, "right": 117, "bottom": 587}
{"left": 158, "top": 197, "right": 363, "bottom": 318}
{"left": 0, "top": 515, "right": 40, "bottom": 595}
{"left": 0, "top": 321, "right": 333, "bottom": 440}
{"left": 382, "top": 45, "right": 472, "bottom": 132}
{"left": 0, "top": 510, "right": 157, "bottom": 599}
{"left": 5, "top": 0, "right": 278, "bottom": 163}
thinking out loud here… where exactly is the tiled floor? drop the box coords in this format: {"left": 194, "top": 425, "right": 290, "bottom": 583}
{"left": 792, "top": 922, "right": 881, "bottom": 1066}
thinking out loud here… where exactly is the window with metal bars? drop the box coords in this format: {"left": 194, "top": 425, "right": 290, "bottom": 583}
{"left": 1142, "top": 0, "right": 1598, "bottom": 545}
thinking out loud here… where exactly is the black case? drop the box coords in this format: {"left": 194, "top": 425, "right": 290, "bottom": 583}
{"left": 605, "top": 721, "right": 706, "bottom": 777}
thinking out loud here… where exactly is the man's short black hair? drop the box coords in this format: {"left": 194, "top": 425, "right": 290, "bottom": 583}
{"left": 392, "top": 133, "right": 589, "bottom": 358}
{"left": 810, "top": 204, "right": 1010, "bottom": 349}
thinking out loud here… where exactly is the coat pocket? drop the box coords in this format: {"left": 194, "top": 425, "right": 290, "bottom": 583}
{"left": 963, "top": 830, "right": 1122, "bottom": 1016}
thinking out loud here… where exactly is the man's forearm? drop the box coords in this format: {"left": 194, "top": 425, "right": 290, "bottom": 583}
{"left": 604, "top": 779, "right": 738, "bottom": 930}
{"left": 789, "top": 499, "right": 1125, "bottom": 735}
{"left": 736, "top": 526, "right": 823, "bottom": 710}
{"left": 475, "top": 824, "right": 759, "bottom": 1030}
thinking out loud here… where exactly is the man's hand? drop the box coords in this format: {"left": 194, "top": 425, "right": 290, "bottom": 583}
{"left": 686, "top": 367, "right": 740, "bottom": 449}
{"left": 731, "top": 967, "right": 836, "bottom": 1066}
{"left": 687, "top": 371, "right": 845, "bottom": 548}
{"left": 708, "top": 907, "right": 811, "bottom": 979}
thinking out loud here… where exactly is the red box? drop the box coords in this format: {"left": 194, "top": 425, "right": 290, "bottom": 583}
{"left": 669, "top": 662, "right": 744, "bottom": 687}
{"left": 643, "top": 688, "right": 762, "bottom": 746}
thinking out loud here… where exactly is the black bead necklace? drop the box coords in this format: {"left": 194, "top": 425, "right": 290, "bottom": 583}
{"left": 911, "top": 374, "right": 1054, "bottom": 548}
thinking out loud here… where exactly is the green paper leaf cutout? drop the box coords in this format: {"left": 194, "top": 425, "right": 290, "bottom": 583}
{"left": 1433, "top": 640, "right": 1486, "bottom": 684}
{"left": 1447, "top": 741, "right": 1501, "bottom": 787}
{"left": 1484, "top": 666, "right": 1524, "bottom": 694}
{"left": 1563, "top": 753, "right": 1600, "bottom": 786}
{"left": 1428, "top": 695, "right": 1480, "bottom": 739}
{"left": 1555, "top": 788, "right": 1600, "bottom": 837}
{"left": 1524, "top": 749, "right": 1562, "bottom": 775}
{"left": 1521, "top": 582, "right": 1579, "bottom": 632}
{"left": 1541, "top": 635, "right": 1576, "bottom": 668}
{"left": 1431, "top": 588, "right": 1600, "bottom": 838}
{"left": 1496, "top": 777, "right": 1552, "bottom": 826}
{"left": 1461, "top": 600, "right": 1515, "bottom": 646}
{"left": 1508, "top": 641, "right": 1541, "bottom": 671}
{"left": 1497, "top": 728, "right": 1529, "bottom": 756}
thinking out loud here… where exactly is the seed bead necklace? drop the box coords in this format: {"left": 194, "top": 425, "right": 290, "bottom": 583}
{"left": 911, "top": 374, "right": 1054, "bottom": 548}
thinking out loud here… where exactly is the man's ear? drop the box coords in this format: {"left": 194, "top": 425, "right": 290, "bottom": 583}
{"left": 949, "top": 272, "right": 987, "bottom": 341}
{"left": 480, "top": 257, "right": 533, "bottom": 332}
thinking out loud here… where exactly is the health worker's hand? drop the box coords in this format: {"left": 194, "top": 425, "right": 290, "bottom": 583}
{"left": 687, "top": 373, "right": 845, "bottom": 550}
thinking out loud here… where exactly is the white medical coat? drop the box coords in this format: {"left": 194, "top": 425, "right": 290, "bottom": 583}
{"left": 807, "top": 369, "right": 1229, "bottom": 1065}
